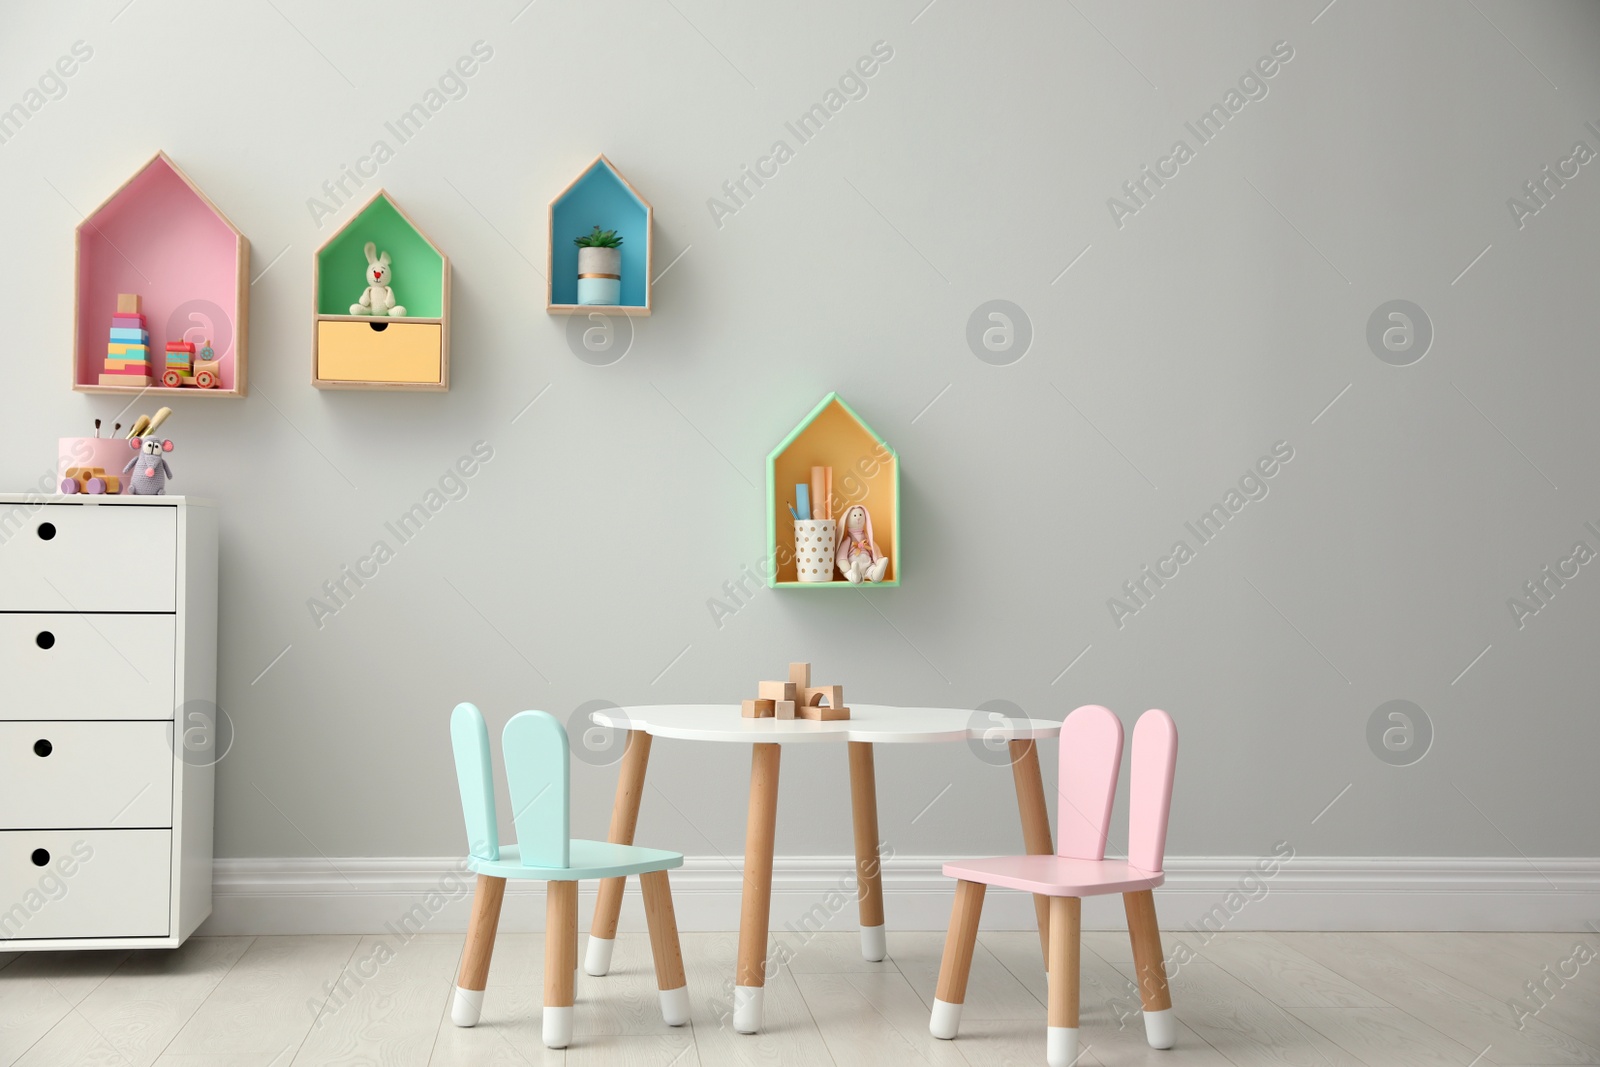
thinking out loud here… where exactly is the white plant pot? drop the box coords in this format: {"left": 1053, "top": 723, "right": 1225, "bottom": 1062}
{"left": 577, "top": 246, "right": 622, "bottom": 305}
{"left": 793, "top": 520, "right": 836, "bottom": 582}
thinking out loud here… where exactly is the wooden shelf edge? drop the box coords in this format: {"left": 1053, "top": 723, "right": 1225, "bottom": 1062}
{"left": 73, "top": 383, "right": 245, "bottom": 398}
{"left": 546, "top": 304, "right": 651, "bottom": 317}
{"left": 315, "top": 314, "right": 444, "bottom": 324}
{"left": 311, "top": 379, "right": 448, "bottom": 392}
{"left": 767, "top": 580, "right": 900, "bottom": 589}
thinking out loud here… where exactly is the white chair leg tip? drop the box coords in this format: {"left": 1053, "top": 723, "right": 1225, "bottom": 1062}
{"left": 929, "top": 998, "right": 962, "bottom": 1040}
{"left": 1144, "top": 1006, "right": 1177, "bottom": 1049}
{"left": 659, "top": 985, "right": 690, "bottom": 1026}
{"left": 542, "top": 1005, "right": 573, "bottom": 1049}
{"left": 584, "top": 935, "right": 614, "bottom": 977}
{"left": 732, "top": 985, "right": 764, "bottom": 1033}
{"left": 860, "top": 923, "right": 887, "bottom": 962}
{"left": 450, "top": 986, "right": 483, "bottom": 1027}
{"left": 1047, "top": 1026, "right": 1080, "bottom": 1067}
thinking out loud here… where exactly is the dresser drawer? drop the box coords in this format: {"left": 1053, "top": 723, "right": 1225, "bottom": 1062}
{"left": 0, "top": 721, "right": 173, "bottom": 828}
{"left": 0, "top": 614, "right": 176, "bottom": 721}
{"left": 0, "top": 829, "right": 170, "bottom": 940}
{"left": 0, "top": 503, "right": 176, "bottom": 611}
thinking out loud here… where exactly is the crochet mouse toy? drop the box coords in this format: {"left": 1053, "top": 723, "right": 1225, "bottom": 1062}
{"left": 350, "top": 241, "right": 405, "bottom": 316}
{"left": 123, "top": 436, "right": 173, "bottom": 495}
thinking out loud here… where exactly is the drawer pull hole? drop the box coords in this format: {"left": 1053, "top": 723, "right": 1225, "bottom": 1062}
{"left": 368, "top": 321, "right": 389, "bottom": 332}
{"left": 30, "top": 849, "right": 49, "bottom": 867}
{"left": 36, "top": 632, "right": 54, "bottom": 650}
{"left": 37, "top": 522, "right": 56, "bottom": 541}
{"left": 33, "top": 739, "right": 51, "bottom": 757}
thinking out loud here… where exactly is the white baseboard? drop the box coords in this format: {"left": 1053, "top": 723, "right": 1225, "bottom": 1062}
{"left": 198, "top": 854, "right": 1600, "bottom": 937}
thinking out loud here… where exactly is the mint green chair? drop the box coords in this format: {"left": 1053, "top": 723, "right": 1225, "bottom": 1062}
{"left": 449, "top": 703, "right": 688, "bottom": 1049}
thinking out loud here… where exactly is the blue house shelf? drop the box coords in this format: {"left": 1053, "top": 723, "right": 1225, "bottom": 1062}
{"left": 547, "top": 155, "right": 653, "bottom": 316}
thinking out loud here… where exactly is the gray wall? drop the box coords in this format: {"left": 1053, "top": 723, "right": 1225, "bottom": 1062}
{"left": 5, "top": 0, "right": 1597, "bottom": 865}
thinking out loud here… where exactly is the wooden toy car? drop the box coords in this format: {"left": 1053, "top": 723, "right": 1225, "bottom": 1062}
{"left": 59, "top": 466, "right": 121, "bottom": 494}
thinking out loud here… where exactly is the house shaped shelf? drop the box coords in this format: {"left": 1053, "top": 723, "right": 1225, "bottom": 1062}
{"left": 73, "top": 152, "right": 249, "bottom": 397}
{"left": 547, "top": 155, "right": 653, "bottom": 316}
{"left": 766, "top": 393, "right": 899, "bottom": 588}
{"left": 313, "top": 190, "right": 450, "bottom": 391}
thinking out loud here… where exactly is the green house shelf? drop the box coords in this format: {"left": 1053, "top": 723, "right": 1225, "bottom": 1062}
{"left": 313, "top": 189, "right": 450, "bottom": 391}
{"left": 766, "top": 393, "right": 900, "bottom": 588}
{"left": 547, "top": 155, "right": 653, "bottom": 316}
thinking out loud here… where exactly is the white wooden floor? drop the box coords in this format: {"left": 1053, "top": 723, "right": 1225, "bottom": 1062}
{"left": 2, "top": 929, "right": 1596, "bottom": 1066}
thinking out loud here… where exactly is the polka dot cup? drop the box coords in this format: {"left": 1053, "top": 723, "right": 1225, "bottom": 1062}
{"left": 794, "top": 519, "right": 837, "bottom": 582}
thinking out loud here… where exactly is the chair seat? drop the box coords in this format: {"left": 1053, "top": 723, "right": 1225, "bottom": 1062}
{"left": 943, "top": 855, "right": 1164, "bottom": 897}
{"left": 468, "top": 840, "right": 684, "bottom": 881}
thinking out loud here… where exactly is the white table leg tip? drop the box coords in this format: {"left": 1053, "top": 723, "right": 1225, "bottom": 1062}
{"left": 733, "top": 985, "right": 765, "bottom": 1033}
{"left": 1144, "top": 1007, "right": 1177, "bottom": 1049}
{"left": 659, "top": 985, "right": 690, "bottom": 1026}
{"left": 929, "top": 998, "right": 962, "bottom": 1039}
{"left": 860, "top": 923, "right": 887, "bottom": 962}
{"left": 584, "top": 935, "right": 614, "bottom": 977}
{"left": 542, "top": 1005, "right": 573, "bottom": 1049}
{"left": 1047, "top": 1026, "right": 1080, "bottom": 1067}
{"left": 450, "top": 987, "right": 483, "bottom": 1027}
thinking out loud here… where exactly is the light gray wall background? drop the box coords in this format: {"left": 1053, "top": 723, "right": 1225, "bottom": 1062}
{"left": 4, "top": 0, "right": 1597, "bottom": 866}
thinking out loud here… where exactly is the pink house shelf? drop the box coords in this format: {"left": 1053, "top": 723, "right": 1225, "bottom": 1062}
{"left": 72, "top": 151, "right": 250, "bottom": 397}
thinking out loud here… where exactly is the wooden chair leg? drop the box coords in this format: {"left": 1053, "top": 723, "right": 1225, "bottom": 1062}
{"left": 1124, "top": 889, "right": 1176, "bottom": 1049}
{"left": 640, "top": 869, "right": 689, "bottom": 1026}
{"left": 929, "top": 879, "right": 986, "bottom": 1039}
{"left": 451, "top": 874, "right": 505, "bottom": 1027}
{"left": 1047, "top": 896, "right": 1081, "bottom": 1067}
{"left": 588, "top": 729, "right": 653, "bottom": 976}
{"left": 735, "top": 742, "right": 781, "bottom": 1034}
{"left": 847, "top": 740, "right": 887, "bottom": 962}
{"left": 543, "top": 880, "right": 578, "bottom": 1049}
{"left": 1009, "top": 738, "right": 1054, "bottom": 967}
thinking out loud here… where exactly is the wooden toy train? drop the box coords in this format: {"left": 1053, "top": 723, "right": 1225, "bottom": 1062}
{"left": 161, "top": 340, "right": 222, "bottom": 389}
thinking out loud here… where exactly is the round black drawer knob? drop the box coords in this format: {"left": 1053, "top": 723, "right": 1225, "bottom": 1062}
{"left": 33, "top": 739, "right": 51, "bottom": 757}
{"left": 30, "top": 848, "right": 49, "bottom": 867}
{"left": 37, "top": 522, "right": 56, "bottom": 541}
{"left": 35, "top": 631, "right": 54, "bottom": 650}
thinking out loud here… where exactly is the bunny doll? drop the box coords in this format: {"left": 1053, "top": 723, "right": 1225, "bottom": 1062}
{"left": 836, "top": 504, "right": 890, "bottom": 583}
{"left": 122, "top": 436, "right": 174, "bottom": 496}
{"left": 351, "top": 241, "right": 406, "bottom": 316}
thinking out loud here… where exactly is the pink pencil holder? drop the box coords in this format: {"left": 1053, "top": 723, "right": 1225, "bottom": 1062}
{"left": 58, "top": 437, "right": 135, "bottom": 495}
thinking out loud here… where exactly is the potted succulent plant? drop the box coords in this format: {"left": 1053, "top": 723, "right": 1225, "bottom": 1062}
{"left": 574, "top": 226, "right": 623, "bottom": 305}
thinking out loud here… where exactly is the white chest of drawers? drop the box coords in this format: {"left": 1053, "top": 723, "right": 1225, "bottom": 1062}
{"left": 0, "top": 494, "right": 217, "bottom": 949}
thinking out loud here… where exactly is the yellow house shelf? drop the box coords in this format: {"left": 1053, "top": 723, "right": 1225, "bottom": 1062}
{"left": 766, "top": 393, "right": 899, "bottom": 588}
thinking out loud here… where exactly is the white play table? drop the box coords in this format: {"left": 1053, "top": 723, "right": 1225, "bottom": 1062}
{"left": 586, "top": 703, "right": 1064, "bottom": 1033}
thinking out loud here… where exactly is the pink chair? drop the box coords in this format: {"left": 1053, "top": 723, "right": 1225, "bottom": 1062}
{"left": 930, "top": 706, "right": 1179, "bottom": 1067}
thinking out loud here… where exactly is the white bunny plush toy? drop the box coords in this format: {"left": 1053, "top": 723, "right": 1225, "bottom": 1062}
{"left": 351, "top": 241, "right": 406, "bottom": 316}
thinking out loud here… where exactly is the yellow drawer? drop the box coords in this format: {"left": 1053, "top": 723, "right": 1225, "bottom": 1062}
{"left": 317, "top": 320, "right": 442, "bottom": 385}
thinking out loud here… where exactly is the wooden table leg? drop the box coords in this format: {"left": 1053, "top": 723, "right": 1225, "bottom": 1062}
{"left": 847, "top": 740, "right": 887, "bottom": 962}
{"left": 735, "top": 742, "right": 781, "bottom": 1034}
{"left": 1009, "top": 738, "right": 1054, "bottom": 967}
{"left": 586, "top": 729, "right": 653, "bottom": 976}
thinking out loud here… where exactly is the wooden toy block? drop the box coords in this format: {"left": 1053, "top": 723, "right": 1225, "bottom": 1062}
{"left": 796, "top": 703, "right": 850, "bottom": 721}
{"left": 758, "top": 680, "right": 797, "bottom": 703}
{"left": 775, "top": 700, "right": 797, "bottom": 720}
{"left": 803, "top": 685, "right": 844, "bottom": 710}
{"left": 788, "top": 662, "right": 811, "bottom": 687}
{"left": 742, "top": 698, "right": 776, "bottom": 719}
{"left": 116, "top": 293, "right": 140, "bottom": 314}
